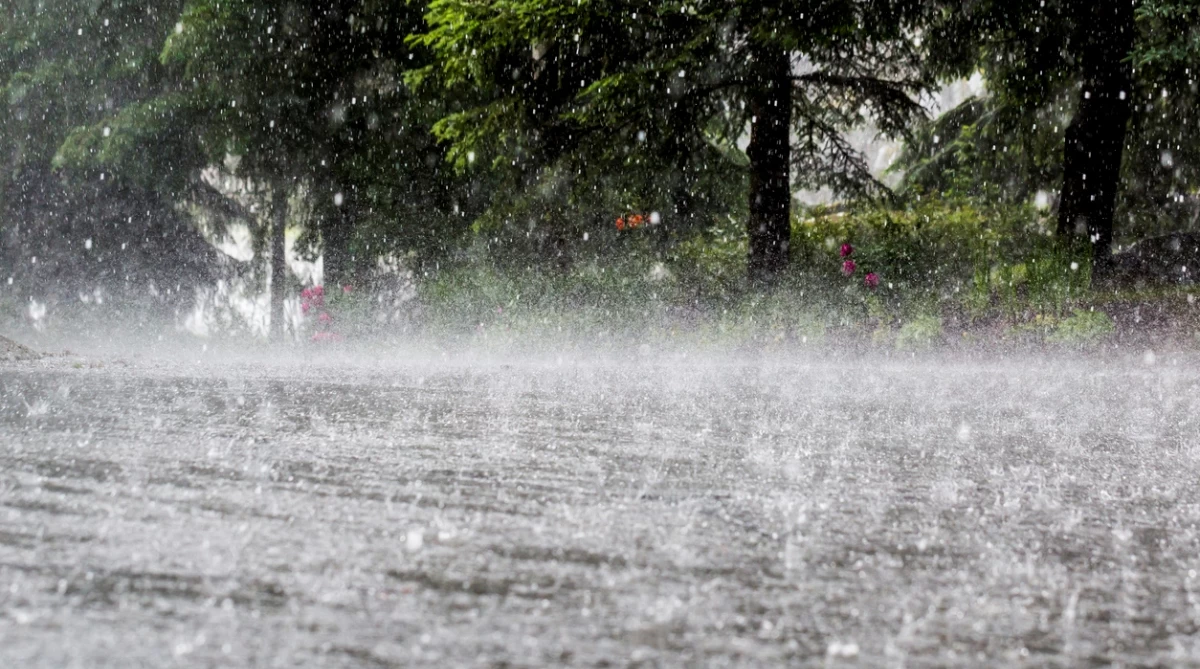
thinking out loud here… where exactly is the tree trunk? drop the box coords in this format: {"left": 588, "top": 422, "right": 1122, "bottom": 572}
{"left": 664, "top": 106, "right": 698, "bottom": 250}
{"left": 1055, "top": 0, "right": 1135, "bottom": 283}
{"left": 746, "top": 45, "right": 793, "bottom": 284}
{"left": 270, "top": 185, "right": 289, "bottom": 342}
{"left": 320, "top": 185, "right": 356, "bottom": 290}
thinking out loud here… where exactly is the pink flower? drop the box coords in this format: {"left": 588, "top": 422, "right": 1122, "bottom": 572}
{"left": 342, "top": 285, "right": 353, "bottom": 294}
{"left": 840, "top": 243, "right": 854, "bottom": 258}
{"left": 841, "top": 259, "right": 857, "bottom": 276}
{"left": 864, "top": 272, "right": 879, "bottom": 289}
{"left": 318, "top": 311, "right": 333, "bottom": 323}
{"left": 312, "top": 286, "right": 324, "bottom": 296}
{"left": 301, "top": 302, "right": 311, "bottom": 314}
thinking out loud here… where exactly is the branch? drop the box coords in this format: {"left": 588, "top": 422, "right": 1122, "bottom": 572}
{"left": 183, "top": 180, "right": 258, "bottom": 224}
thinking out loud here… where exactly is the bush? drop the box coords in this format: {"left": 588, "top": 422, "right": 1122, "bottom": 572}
{"left": 895, "top": 314, "right": 945, "bottom": 349}
{"left": 404, "top": 195, "right": 1155, "bottom": 349}
{"left": 792, "top": 196, "right": 1091, "bottom": 321}
{"left": 1047, "top": 309, "right": 1115, "bottom": 344}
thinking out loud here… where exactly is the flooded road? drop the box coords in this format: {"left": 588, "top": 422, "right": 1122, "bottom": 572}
{"left": 2, "top": 352, "right": 1199, "bottom": 667}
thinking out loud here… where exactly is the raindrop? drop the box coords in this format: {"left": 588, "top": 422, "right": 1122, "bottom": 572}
{"left": 406, "top": 528, "right": 424, "bottom": 551}
{"left": 827, "top": 641, "right": 859, "bottom": 659}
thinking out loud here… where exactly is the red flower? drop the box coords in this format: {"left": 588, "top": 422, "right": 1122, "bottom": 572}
{"left": 864, "top": 272, "right": 879, "bottom": 289}
{"left": 616, "top": 216, "right": 626, "bottom": 231}
{"left": 840, "top": 243, "right": 854, "bottom": 258}
{"left": 629, "top": 214, "right": 644, "bottom": 228}
{"left": 842, "top": 260, "right": 857, "bottom": 276}
{"left": 300, "top": 285, "right": 326, "bottom": 308}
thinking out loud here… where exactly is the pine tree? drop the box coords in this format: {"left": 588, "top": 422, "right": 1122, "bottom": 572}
{"left": 907, "top": 0, "right": 1200, "bottom": 280}
{"left": 413, "top": 0, "right": 935, "bottom": 283}
{"left": 0, "top": 0, "right": 218, "bottom": 305}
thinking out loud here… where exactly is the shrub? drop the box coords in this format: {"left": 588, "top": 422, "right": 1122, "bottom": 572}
{"left": 793, "top": 196, "right": 1090, "bottom": 321}
{"left": 1047, "top": 309, "right": 1115, "bottom": 344}
{"left": 895, "top": 314, "right": 945, "bottom": 349}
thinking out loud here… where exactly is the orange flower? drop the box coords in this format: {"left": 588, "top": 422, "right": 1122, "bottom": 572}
{"left": 630, "top": 214, "right": 644, "bottom": 228}
{"left": 616, "top": 216, "right": 626, "bottom": 230}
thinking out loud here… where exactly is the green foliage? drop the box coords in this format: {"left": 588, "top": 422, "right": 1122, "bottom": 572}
{"left": 892, "top": 97, "right": 1067, "bottom": 203}
{"left": 894, "top": 314, "right": 944, "bottom": 349}
{"left": 671, "top": 215, "right": 749, "bottom": 302}
{"left": 4, "top": 0, "right": 1197, "bottom": 337}
{"left": 909, "top": 0, "right": 1200, "bottom": 241}
{"left": 0, "top": 0, "right": 226, "bottom": 303}
{"left": 413, "top": 196, "right": 1118, "bottom": 348}
{"left": 411, "top": 0, "right": 940, "bottom": 278}
{"left": 793, "top": 196, "right": 1089, "bottom": 319}
{"left": 1047, "top": 309, "right": 1116, "bottom": 344}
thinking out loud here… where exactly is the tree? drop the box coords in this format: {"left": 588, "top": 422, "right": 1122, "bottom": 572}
{"left": 55, "top": 0, "right": 495, "bottom": 337}
{"left": 1054, "top": 0, "right": 1136, "bottom": 279}
{"left": 151, "top": 0, "right": 496, "bottom": 286}
{"left": 1, "top": 0, "right": 221, "bottom": 309}
{"left": 908, "top": 0, "right": 1200, "bottom": 279}
{"left": 412, "top": 0, "right": 934, "bottom": 283}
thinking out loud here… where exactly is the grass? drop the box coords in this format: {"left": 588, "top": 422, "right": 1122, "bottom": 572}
{"left": 403, "top": 196, "right": 1200, "bottom": 353}
{"left": 5, "top": 195, "right": 1196, "bottom": 354}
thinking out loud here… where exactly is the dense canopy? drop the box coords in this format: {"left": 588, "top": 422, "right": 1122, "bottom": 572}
{"left": 3, "top": 0, "right": 1199, "bottom": 334}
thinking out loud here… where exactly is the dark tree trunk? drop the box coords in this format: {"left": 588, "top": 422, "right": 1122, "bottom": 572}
{"left": 668, "top": 176, "right": 694, "bottom": 247}
{"left": 1056, "top": 0, "right": 1135, "bottom": 282}
{"left": 746, "top": 46, "right": 792, "bottom": 284}
{"left": 320, "top": 185, "right": 356, "bottom": 290}
{"left": 666, "top": 106, "right": 698, "bottom": 246}
{"left": 270, "top": 185, "right": 289, "bottom": 341}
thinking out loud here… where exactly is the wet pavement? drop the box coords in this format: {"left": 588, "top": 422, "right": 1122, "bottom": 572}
{"left": 2, "top": 352, "right": 1199, "bottom": 667}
